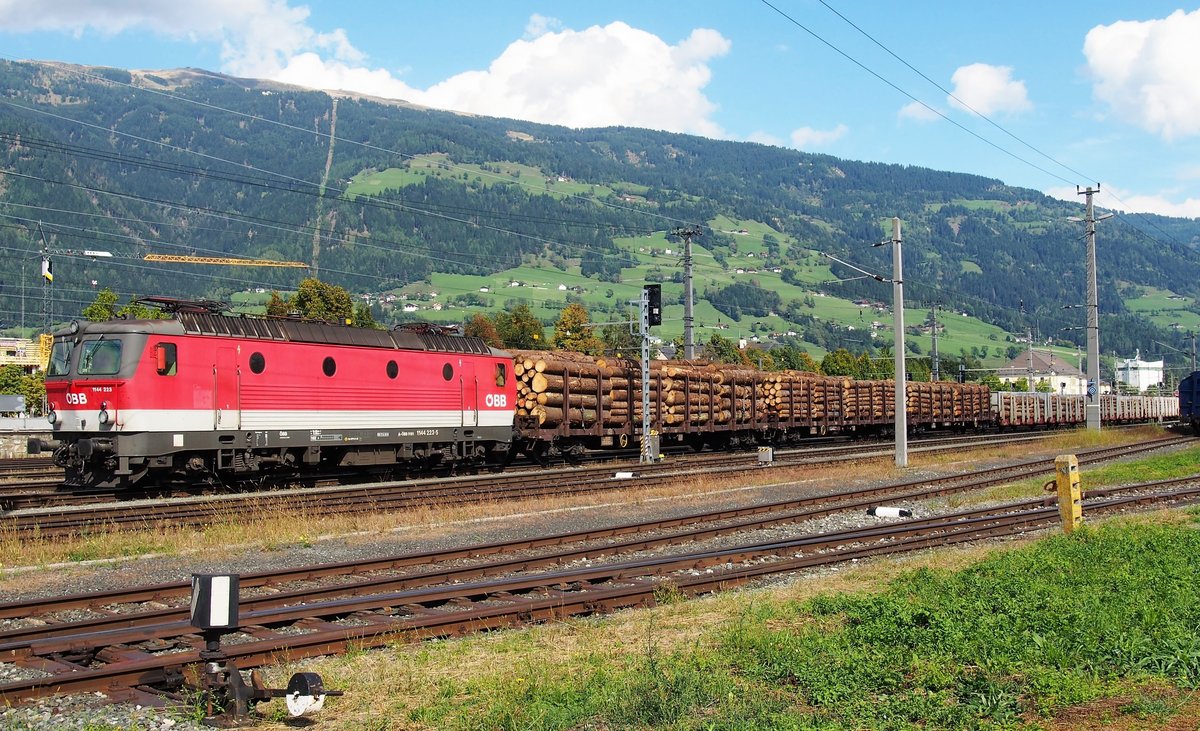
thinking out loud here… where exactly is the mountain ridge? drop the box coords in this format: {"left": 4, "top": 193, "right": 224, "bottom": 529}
{"left": 1, "top": 58, "right": 1199, "bottom": 371}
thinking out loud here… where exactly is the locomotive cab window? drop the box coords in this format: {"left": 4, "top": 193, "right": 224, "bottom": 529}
{"left": 78, "top": 340, "right": 122, "bottom": 376}
{"left": 155, "top": 343, "right": 177, "bottom": 376}
{"left": 495, "top": 363, "right": 506, "bottom": 386}
{"left": 47, "top": 341, "right": 72, "bottom": 377}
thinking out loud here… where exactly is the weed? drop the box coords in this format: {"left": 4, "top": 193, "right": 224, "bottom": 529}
{"left": 653, "top": 580, "right": 687, "bottom": 605}
{"left": 1120, "top": 691, "right": 1176, "bottom": 720}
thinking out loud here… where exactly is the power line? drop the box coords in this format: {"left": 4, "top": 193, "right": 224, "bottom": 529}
{"left": 790, "top": 2, "right": 1192, "bottom": 250}
{"left": 757, "top": 0, "right": 1075, "bottom": 186}
{"left": 814, "top": 0, "right": 1090, "bottom": 185}
{"left": 10, "top": 60, "right": 706, "bottom": 235}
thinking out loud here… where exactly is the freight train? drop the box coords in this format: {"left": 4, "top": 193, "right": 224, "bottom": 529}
{"left": 1180, "top": 371, "right": 1200, "bottom": 433}
{"left": 29, "top": 303, "right": 1179, "bottom": 489}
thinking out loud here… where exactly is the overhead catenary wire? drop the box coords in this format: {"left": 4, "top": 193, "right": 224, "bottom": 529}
{"left": 787, "top": 1, "right": 1191, "bottom": 250}
{"left": 757, "top": 0, "right": 1074, "bottom": 187}
{"left": 0, "top": 54, "right": 1184, "bottom": 348}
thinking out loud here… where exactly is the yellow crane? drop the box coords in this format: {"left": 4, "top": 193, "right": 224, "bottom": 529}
{"left": 142, "top": 254, "right": 309, "bottom": 268}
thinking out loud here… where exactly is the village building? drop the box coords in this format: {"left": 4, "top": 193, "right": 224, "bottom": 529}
{"left": 996, "top": 349, "right": 1087, "bottom": 395}
{"left": 0, "top": 337, "right": 46, "bottom": 373}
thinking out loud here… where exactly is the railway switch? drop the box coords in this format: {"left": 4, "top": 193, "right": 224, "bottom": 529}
{"left": 188, "top": 573, "right": 342, "bottom": 727}
{"left": 1052, "top": 454, "right": 1083, "bottom": 534}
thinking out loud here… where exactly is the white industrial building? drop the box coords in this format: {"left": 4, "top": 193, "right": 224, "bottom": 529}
{"left": 1115, "top": 351, "right": 1164, "bottom": 393}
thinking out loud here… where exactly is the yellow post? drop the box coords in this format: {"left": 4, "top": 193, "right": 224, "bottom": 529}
{"left": 1054, "top": 454, "right": 1083, "bottom": 533}
{"left": 38, "top": 333, "right": 54, "bottom": 370}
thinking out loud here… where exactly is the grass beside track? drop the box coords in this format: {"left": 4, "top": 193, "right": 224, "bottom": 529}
{"left": 258, "top": 510, "right": 1200, "bottom": 730}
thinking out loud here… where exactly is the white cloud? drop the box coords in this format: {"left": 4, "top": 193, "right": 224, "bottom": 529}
{"left": 524, "top": 14, "right": 561, "bottom": 39}
{"left": 948, "top": 63, "right": 1032, "bottom": 116}
{"left": 898, "top": 101, "right": 940, "bottom": 122}
{"left": 789, "top": 124, "right": 847, "bottom": 149}
{"left": 1083, "top": 9, "right": 1200, "bottom": 140}
{"left": 0, "top": 0, "right": 361, "bottom": 78}
{"left": 0, "top": 4, "right": 732, "bottom": 136}
{"left": 1045, "top": 183, "right": 1200, "bottom": 218}
{"left": 413, "top": 23, "right": 731, "bottom": 136}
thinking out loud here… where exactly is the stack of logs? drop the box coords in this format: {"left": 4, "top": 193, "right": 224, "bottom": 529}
{"left": 510, "top": 350, "right": 991, "bottom": 431}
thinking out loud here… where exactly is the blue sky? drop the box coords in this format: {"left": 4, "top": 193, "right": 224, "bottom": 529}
{"left": 1, "top": 1, "right": 1198, "bottom": 217}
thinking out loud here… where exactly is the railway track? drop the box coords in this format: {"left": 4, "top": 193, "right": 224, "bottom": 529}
{"left": 1, "top": 432, "right": 1183, "bottom": 539}
{"left": 1, "top": 463, "right": 1196, "bottom": 708}
{"left": 0, "top": 428, "right": 1164, "bottom": 512}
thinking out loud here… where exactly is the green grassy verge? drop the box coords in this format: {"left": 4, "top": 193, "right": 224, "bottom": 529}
{"left": 960, "top": 444, "right": 1200, "bottom": 505}
{"left": 406, "top": 514, "right": 1200, "bottom": 730}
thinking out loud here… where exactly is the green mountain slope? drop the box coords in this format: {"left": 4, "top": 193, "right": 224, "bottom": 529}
{"left": 1, "top": 60, "right": 1198, "bottom": 370}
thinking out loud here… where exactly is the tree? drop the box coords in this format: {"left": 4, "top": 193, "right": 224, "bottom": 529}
{"left": 464, "top": 313, "right": 504, "bottom": 348}
{"left": 553, "top": 303, "right": 603, "bottom": 355}
{"left": 702, "top": 333, "right": 747, "bottom": 365}
{"left": 0, "top": 364, "right": 44, "bottom": 415}
{"left": 266, "top": 291, "right": 289, "bottom": 317}
{"left": 266, "top": 279, "right": 359, "bottom": 323}
{"left": 871, "top": 347, "right": 896, "bottom": 379}
{"left": 82, "top": 289, "right": 165, "bottom": 322}
{"left": 821, "top": 348, "right": 859, "bottom": 378}
{"left": 600, "top": 323, "right": 639, "bottom": 357}
{"left": 117, "top": 300, "right": 167, "bottom": 321}
{"left": 494, "top": 303, "right": 544, "bottom": 349}
{"left": 980, "top": 373, "right": 1003, "bottom": 390}
{"left": 746, "top": 347, "right": 776, "bottom": 370}
{"left": 908, "top": 358, "right": 932, "bottom": 382}
{"left": 81, "top": 288, "right": 120, "bottom": 322}
{"left": 352, "top": 302, "right": 379, "bottom": 329}
{"left": 290, "top": 278, "right": 354, "bottom": 322}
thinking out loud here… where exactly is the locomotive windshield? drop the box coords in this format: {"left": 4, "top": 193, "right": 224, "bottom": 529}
{"left": 47, "top": 341, "right": 72, "bottom": 377}
{"left": 78, "top": 339, "right": 123, "bottom": 376}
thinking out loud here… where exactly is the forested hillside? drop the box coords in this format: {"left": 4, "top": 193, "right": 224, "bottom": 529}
{"left": 1, "top": 60, "right": 1198, "bottom": 367}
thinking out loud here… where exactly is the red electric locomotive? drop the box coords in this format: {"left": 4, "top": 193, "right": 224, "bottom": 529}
{"left": 32, "top": 301, "right": 517, "bottom": 488}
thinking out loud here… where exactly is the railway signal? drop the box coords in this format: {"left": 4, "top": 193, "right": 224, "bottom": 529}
{"left": 644, "top": 284, "right": 661, "bottom": 326}
{"left": 188, "top": 573, "right": 341, "bottom": 725}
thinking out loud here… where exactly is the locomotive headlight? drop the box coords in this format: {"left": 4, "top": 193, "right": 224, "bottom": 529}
{"left": 47, "top": 408, "right": 57, "bottom": 425}
{"left": 98, "top": 402, "right": 111, "bottom": 425}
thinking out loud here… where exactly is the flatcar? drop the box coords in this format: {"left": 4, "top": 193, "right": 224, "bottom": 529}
{"left": 992, "top": 392, "right": 1177, "bottom": 427}
{"left": 30, "top": 304, "right": 1180, "bottom": 489}
{"left": 30, "top": 304, "right": 516, "bottom": 488}
{"left": 507, "top": 350, "right": 992, "bottom": 458}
